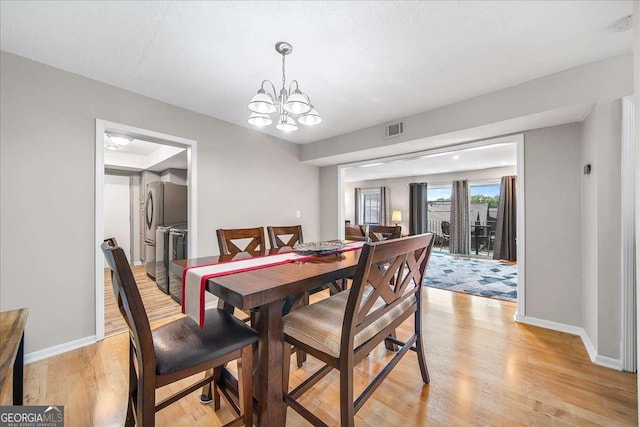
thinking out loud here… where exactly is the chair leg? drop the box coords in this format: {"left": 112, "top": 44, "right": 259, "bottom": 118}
{"left": 339, "top": 366, "right": 355, "bottom": 427}
{"left": 200, "top": 369, "right": 214, "bottom": 404}
{"left": 125, "top": 349, "right": 136, "bottom": 427}
{"left": 384, "top": 331, "right": 399, "bottom": 352}
{"left": 238, "top": 345, "right": 254, "bottom": 427}
{"left": 136, "top": 375, "right": 156, "bottom": 427}
{"left": 295, "top": 293, "right": 309, "bottom": 368}
{"left": 283, "top": 341, "right": 292, "bottom": 396}
{"left": 414, "top": 309, "right": 430, "bottom": 384}
{"left": 213, "top": 367, "right": 222, "bottom": 410}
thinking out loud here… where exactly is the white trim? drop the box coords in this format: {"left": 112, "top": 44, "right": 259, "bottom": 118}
{"left": 338, "top": 167, "right": 346, "bottom": 239}
{"left": 516, "top": 134, "right": 526, "bottom": 318}
{"left": 25, "top": 335, "right": 97, "bottom": 364}
{"left": 621, "top": 95, "right": 637, "bottom": 372}
{"left": 514, "top": 314, "right": 623, "bottom": 371}
{"left": 342, "top": 134, "right": 520, "bottom": 169}
{"left": 594, "top": 354, "right": 624, "bottom": 371}
{"left": 95, "top": 119, "right": 198, "bottom": 342}
{"left": 95, "top": 121, "right": 106, "bottom": 341}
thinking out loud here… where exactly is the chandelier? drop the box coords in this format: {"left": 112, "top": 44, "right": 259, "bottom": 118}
{"left": 247, "top": 41, "right": 321, "bottom": 132}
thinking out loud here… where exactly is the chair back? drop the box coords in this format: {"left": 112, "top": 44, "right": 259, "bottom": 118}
{"left": 216, "top": 227, "right": 266, "bottom": 255}
{"left": 101, "top": 239, "right": 155, "bottom": 368}
{"left": 267, "top": 225, "right": 303, "bottom": 248}
{"left": 441, "top": 221, "right": 450, "bottom": 236}
{"left": 342, "top": 234, "right": 434, "bottom": 354}
{"left": 368, "top": 225, "right": 402, "bottom": 242}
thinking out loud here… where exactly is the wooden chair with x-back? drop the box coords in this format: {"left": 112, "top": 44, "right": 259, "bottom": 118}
{"left": 282, "top": 233, "right": 435, "bottom": 426}
{"left": 267, "top": 225, "right": 303, "bottom": 249}
{"left": 216, "top": 227, "right": 266, "bottom": 255}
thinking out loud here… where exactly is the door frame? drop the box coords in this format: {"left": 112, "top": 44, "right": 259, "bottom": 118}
{"left": 621, "top": 95, "right": 636, "bottom": 372}
{"left": 95, "top": 119, "right": 198, "bottom": 341}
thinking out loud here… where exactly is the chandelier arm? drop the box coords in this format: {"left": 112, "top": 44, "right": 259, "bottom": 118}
{"left": 288, "top": 80, "right": 300, "bottom": 95}
{"left": 260, "top": 80, "right": 278, "bottom": 99}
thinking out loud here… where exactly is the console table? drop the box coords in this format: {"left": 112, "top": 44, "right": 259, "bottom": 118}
{"left": 0, "top": 308, "right": 28, "bottom": 405}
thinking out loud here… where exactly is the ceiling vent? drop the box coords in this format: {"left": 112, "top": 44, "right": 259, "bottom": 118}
{"left": 383, "top": 121, "right": 404, "bottom": 139}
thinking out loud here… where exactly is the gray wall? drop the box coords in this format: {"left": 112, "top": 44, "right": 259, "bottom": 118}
{"left": 344, "top": 166, "right": 516, "bottom": 233}
{"left": 524, "top": 124, "right": 582, "bottom": 327}
{"left": 319, "top": 165, "right": 339, "bottom": 241}
{"left": 319, "top": 54, "right": 633, "bottom": 361}
{"left": 0, "top": 51, "right": 320, "bottom": 353}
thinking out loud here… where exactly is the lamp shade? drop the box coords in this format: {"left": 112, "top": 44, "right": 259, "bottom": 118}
{"left": 276, "top": 114, "right": 298, "bottom": 132}
{"left": 248, "top": 112, "right": 273, "bottom": 127}
{"left": 298, "top": 107, "right": 322, "bottom": 126}
{"left": 391, "top": 211, "right": 402, "bottom": 223}
{"left": 283, "top": 90, "right": 311, "bottom": 114}
{"left": 248, "top": 89, "right": 277, "bottom": 114}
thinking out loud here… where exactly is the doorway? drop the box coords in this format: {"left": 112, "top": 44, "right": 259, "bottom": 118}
{"left": 95, "top": 119, "right": 198, "bottom": 340}
{"left": 338, "top": 134, "right": 525, "bottom": 314}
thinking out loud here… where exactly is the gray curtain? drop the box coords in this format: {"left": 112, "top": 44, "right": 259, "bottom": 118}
{"left": 409, "top": 183, "right": 428, "bottom": 235}
{"left": 380, "top": 186, "right": 390, "bottom": 225}
{"left": 450, "top": 180, "right": 470, "bottom": 255}
{"left": 493, "top": 175, "right": 517, "bottom": 261}
{"left": 354, "top": 187, "right": 362, "bottom": 225}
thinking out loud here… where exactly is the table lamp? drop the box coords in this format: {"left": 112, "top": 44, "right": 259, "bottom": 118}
{"left": 391, "top": 210, "right": 402, "bottom": 226}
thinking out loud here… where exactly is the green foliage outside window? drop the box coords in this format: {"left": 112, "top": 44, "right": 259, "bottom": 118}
{"left": 470, "top": 194, "right": 499, "bottom": 208}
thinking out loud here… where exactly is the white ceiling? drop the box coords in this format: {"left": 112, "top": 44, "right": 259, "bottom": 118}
{"left": 343, "top": 139, "right": 517, "bottom": 182}
{"left": 0, "top": 1, "right": 633, "bottom": 144}
{"left": 103, "top": 135, "right": 187, "bottom": 172}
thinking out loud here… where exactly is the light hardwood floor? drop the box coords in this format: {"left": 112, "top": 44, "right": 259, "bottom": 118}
{"left": 26, "top": 287, "right": 636, "bottom": 426}
{"left": 104, "top": 265, "right": 182, "bottom": 336}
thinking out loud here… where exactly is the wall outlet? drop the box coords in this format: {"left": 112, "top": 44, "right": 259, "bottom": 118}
{"left": 296, "top": 210, "right": 301, "bottom": 218}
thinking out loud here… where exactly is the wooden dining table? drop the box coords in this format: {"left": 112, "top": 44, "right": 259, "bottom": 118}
{"left": 169, "top": 246, "right": 361, "bottom": 427}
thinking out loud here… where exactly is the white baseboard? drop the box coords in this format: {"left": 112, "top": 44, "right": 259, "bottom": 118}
{"left": 593, "top": 354, "right": 623, "bottom": 371}
{"left": 514, "top": 314, "right": 622, "bottom": 371}
{"left": 24, "top": 335, "right": 97, "bottom": 364}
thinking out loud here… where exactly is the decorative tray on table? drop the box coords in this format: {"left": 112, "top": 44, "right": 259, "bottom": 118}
{"left": 293, "top": 241, "right": 346, "bottom": 255}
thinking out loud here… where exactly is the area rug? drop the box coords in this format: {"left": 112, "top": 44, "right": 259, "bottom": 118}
{"left": 424, "top": 252, "right": 517, "bottom": 301}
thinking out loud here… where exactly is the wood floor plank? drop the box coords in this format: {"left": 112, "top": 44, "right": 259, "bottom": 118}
{"left": 24, "top": 287, "right": 636, "bottom": 426}
{"left": 104, "top": 265, "right": 183, "bottom": 336}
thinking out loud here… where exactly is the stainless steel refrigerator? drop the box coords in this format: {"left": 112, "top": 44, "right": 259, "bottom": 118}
{"left": 144, "top": 182, "right": 187, "bottom": 278}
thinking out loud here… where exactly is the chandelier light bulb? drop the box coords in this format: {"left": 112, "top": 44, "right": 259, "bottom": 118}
{"left": 248, "top": 89, "right": 277, "bottom": 114}
{"left": 298, "top": 107, "right": 322, "bottom": 126}
{"left": 276, "top": 115, "right": 298, "bottom": 132}
{"left": 283, "top": 90, "right": 312, "bottom": 115}
{"left": 248, "top": 112, "right": 273, "bottom": 127}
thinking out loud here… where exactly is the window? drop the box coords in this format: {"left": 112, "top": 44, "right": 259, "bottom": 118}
{"left": 358, "top": 188, "right": 382, "bottom": 224}
{"left": 469, "top": 183, "right": 500, "bottom": 226}
{"left": 426, "top": 186, "right": 451, "bottom": 235}
{"left": 427, "top": 186, "right": 451, "bottom": 202}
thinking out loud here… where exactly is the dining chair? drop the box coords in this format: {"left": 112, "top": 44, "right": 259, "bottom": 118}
{"left": 216, "top": 227, "right": 266, "bottom": 255}
{"left": 101, "top": 239, "right": 258, "bottom": 427}
{"left": 267, "top": 225, "right": 303, "bottom": 248}
{"left": 438, "top": 220, "right": 451, "bottom": 250}
{"left": 368, "top": 225, "right": 402, "bottom": 242}
{"left": 282, "top": 233, "right": 435, "bottom": 427}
